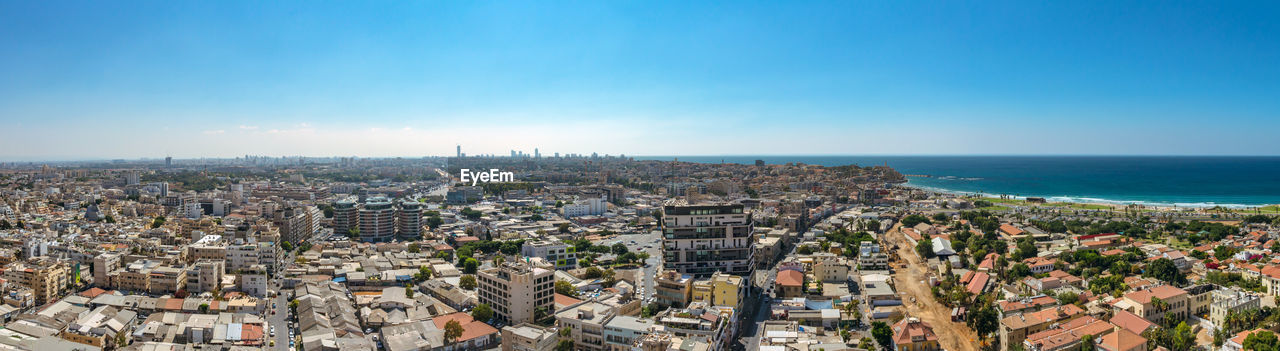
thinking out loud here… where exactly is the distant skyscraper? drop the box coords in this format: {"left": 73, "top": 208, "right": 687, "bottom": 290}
{"left": 456, "top": 145, "right": 461, "bottom": 158}
{"left": 535, "top": 148, "right": 540, "bottom": 158}
{"left": 165, "top": 156, "right": 172, "bottom": 166}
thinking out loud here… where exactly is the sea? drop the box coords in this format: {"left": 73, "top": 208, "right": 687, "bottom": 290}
{"left": 632, "top": 156, "right": 1280, "bottom": 208}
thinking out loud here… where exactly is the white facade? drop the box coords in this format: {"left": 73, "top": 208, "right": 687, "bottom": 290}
{"left": 562, "top": 197, "right": 607, "bottom": 217}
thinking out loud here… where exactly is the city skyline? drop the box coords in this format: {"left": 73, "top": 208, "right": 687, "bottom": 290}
{"left": 3, "top": 1, "right": 1280, "bottom": 160}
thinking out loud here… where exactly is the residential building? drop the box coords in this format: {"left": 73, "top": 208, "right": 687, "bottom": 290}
{"left": 501, "top": 324, "right": 558, "bottom": 351}
{"left": 332, "top": 199, "right": 359, "bottom": 236}
{"left": 397, "top": 200, "right": 423, "bottom": 238}
{"left": 2, "top": 258, "right": 72, "bottom": 304}
{"left": 661, "top": 202, "right": 755, "bottom": 276}
{"left": 521, "top": 239, "right": 577, "bottom": 270}
{"left": 359, "top": 197, "right": 396, "bottom": 242}
{"left": 777, "top": 269, "right": 804, "bottom": 298}
{"left": 603, "top": 315, "right": 654, "bottom": 351}
{"left": 187, "top": 260, "right": 225, "bottom": 294}
{"left": 477, "top": 261, "right": 555, "bottom": 325}
{"left": 892, "top": 318, "right": 940, "bottom": 351}
{"left": 654, "top": 270, "right": 693, "bottom": 308}
{"left": 556, "top": 302, "right": 616, "bottom": 351}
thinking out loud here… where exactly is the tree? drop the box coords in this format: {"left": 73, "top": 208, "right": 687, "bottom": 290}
{"left": 1007, "top": 263, "right": 1032, "bottom": 281}
{"left": 281, "top": 241, "right": 294, "bottom": 252}
{"left": 556, "top": 340, "right": 574, "bottom": 351}
{"left": 1144, "top": 258, "right": 1187, "bottom": 285}
{"left": 1243, "top": 330, "right": 1279, "bottom": 351}
{"left": 408, "top": 243, "right": 420, "bottom": 253}
{"left": 464, "top": 258, "right": 479, "bottom": 274}
{"left": 104, "top": 215, "right": 116, "bottom": 223}
{"left": 1081, "top": 334, "right": 1096, "bottom": 351}
{"left": 603, "top": 269, "right": 617, "bottom": 286}
{"left": 444, "top": 320, "right": 465, "bottom": 345}
{"left": 858, "top": 337, "right": 875, "bottom": 350}
{"left": 415, "top": 266, "right": 434, "bottom": 282}
{"left": 612, "top": 243, "right": 629, "bottom": 255}
{"left": 459, "top": 275, "right": 477, "bottom": 290}
{"left": 405, "top": 284, "right": 415, "bottom": 298}
{"left": 555, "top": 280, "right": 578, "bottom": 297}
{"left": 798, "top": 245, "right": 815, "bottom": 255}
{"left": 558, "top": 223, "right": 571, "bottom": 234}
{"left": 150, "top": 216, "right": 166, "bottom": 229}
{"left": 916, "top": 235, "right": 935, "bottom": 259}
{"left": 472, "top": 303, "right": 494, "bottom": 322}
{"left": 426, "top": 215, "right": 443, "bottom": 229}
{"left": 1215, "top": 245, "right": 1238, "bottom": 261}
{"left": 901, "top": 214, "right": 932, "bottom": 227}
{"left": 871, "top": 321, "right": 893, "bottom": 351}
{"left": 198, "top": 303, "right": 210, "bottom": 313}
{"left": 971, "top": 304, "right": 999, "bottom": 340}
{"left": 584, "top": 267, "right": 604, "bottom": 279}
{"left": 0, "top": 220, "right": 9, "bottom": 230}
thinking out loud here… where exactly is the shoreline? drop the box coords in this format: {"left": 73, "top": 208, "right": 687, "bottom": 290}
{"left": 902, "top": 182, "right": 1280, "bottom": 212}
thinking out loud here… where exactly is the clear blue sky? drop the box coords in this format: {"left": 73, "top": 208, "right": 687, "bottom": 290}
{"left": 2, "top": 1, "right": 1278, "bottom": 160}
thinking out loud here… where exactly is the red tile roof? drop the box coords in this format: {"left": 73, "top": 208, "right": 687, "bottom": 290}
{"left": 431, "top": 312, "right": 499, "bottom": 342}
{"left": 777, "top": 270, "right": 804, "bottom": 287}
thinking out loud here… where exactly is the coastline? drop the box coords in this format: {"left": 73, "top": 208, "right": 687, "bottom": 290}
{"left": 902, "top": 181, "right": 1280, "bottom": 212}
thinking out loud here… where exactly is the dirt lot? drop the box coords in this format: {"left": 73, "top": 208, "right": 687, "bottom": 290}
{"left": 884, "top": 224, "right": 981, "bottom": 351}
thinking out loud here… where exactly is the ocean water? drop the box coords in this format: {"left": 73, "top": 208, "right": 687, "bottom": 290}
{"left": 633, "top": 156, "right": 1280, "bottom": 207}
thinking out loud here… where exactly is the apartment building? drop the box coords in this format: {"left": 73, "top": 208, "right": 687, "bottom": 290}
{"left": 477, "top": 261, "right": 555, "bottom": 324}
{"left": 654, "top": 270, "right": 693, "bottom": 308}
{"left": 238, "top": 265, "right": 269, "bottom": 297}
{"left": 93, "top": 252, "right": 121, "bottom": 288}
{"left": 228, "top": 242, "right": 278, "bottom": 272}
{"left": 603, "top": 315, "right": 654, "bottom": 351}
{"left": 521, "top": 239, "right": 578, "bottom": 270}
{"left": 556, "top": 302, "right": 616, "bottom": 351}
{"left": 113, "top": 259, "right": 161, "bottom": 294}
{"left": 563, "top": 197, "right": 607, "bottom": 217}
{"left": 149, "top": 266, "right": 187, "bottom": 295}
{"left": 360, "top": 197, "right": 396, "bottom": 242}
{"left": 500, "top": 323, "right": 558, "bottom": 351}
{"left": 661, "top": 202, "right": 755, "bottom": 276}
{"left": 187, "top": 260, "right": 225, "bottom": 293}
{"left": 1, "top": 257, "right": 72, "bottom": 304}
{"left": 275, "top": 205, "right": 322, "bottom": 245}
{"left": 332, "top": 199, "right": 359, "bottom": 236}
{"left": 397, "top": 200, "right": 423, "bottom": 239}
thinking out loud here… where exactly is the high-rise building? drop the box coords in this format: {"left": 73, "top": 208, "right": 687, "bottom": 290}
{"left": 660, "top": 201, "right": 756, "bottom": 276}
{"left": 165, "top": 156, "right": 172, "bottom": 166}
{"left": 457, "top": 145, "right": 461, "bottom": 158}
{"left": 359, "top": 197, "right": 396, "bottom": 242}
{"left": 123, "top": 171, "right": 140, "bottom": 185}
{"left": 332, "top": 199, "right": 359, "bottom": 236}
{"left": 397, "top": 200, "right": 423, "bottom": 239}
{"left": 477, "top": 261, "right": 555, "bottom": 325}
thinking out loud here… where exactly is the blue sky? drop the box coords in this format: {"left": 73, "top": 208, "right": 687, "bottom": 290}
{"left": 2, "top": 1, "right": 1279, "bottom": 160}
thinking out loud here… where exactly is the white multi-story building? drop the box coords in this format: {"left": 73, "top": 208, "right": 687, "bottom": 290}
{"left": 562, "top": 197, "right": 607, "bottom": 217}
{"left": 521, "top": 239, "right": 577, "bottom": 270}
{"left": 661, "top": 201, "right": 755, "bottom": 277}
{"left": 228, "top": 242, "right": 278, "bottom": 272}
